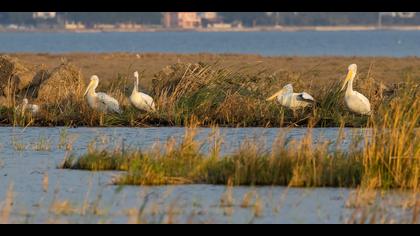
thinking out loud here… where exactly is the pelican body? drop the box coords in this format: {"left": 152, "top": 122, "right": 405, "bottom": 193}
{"left": 20, "top": 98, "right": 39, "bottom": 115}
{"left": 341, "top": 64, "right": 371, "bottom": 115}
{"left": 266, "top": 84, "right": 315, "bottom": 110}
{"left": 129, "top": 71, "right": 156, "bottom": 112}
{"left": 84, "top": 75, "right": 122, "bottom": 114}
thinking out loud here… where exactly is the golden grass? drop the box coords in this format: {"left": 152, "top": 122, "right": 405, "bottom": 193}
{"left": 1, "top": 54, "right": 417, "bottom": 128}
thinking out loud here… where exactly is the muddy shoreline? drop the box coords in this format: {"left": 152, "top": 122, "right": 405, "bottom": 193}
{"left": 3, "top": 52, "right": 419, "bottom": 90}
{"left": 3, "top": 25, "right": 420, "bottom": 33}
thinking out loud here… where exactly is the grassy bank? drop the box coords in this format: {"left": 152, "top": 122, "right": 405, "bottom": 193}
{"left": 61, "top": 83, "right": 420, "bottom": 189}
{"left": 2, "top": 53, "right": 418, "bottom": 127}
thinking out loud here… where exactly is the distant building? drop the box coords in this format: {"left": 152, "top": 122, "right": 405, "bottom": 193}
{"left": 64, "top": 21, "right": 86, "bottom": 30}
{"left": 162, "top": 13, "right": 176, "bottom": 28}
{"left": 117, "top": 23, "right": 143, "bottom": 30}
{"left": 163, "top": 12, "right": 201, "bottom": 29}
{"left": 200, "top": 12, "right": 218, "bottom": 20}
{"left": 378, "top": 12, "right": 418, "bottom": 27}
{"left": 379, "top": 12, "right": 416, "bottom": 18}
{"left": 397, "top": 12, "right": 416, "bottom": 18}
{"left": 32, "top": 12, "right": 60, "bottom": 29}
{"left": 93, "top": 24, "right": 116, "bottom": 30}
{"left": 199, "top": 12, "right": 223, "bottom": 28}
{"left": 208, "top": 23, "right": 232, "bottom": 29}
{"left": 32, "top": 12, "right": 57, "bottom": 20}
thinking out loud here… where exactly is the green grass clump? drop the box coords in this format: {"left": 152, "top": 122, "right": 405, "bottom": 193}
{"left": 62, "top": 151, "right": 130, "bottom": 171}
{"left": 61, "top": 126, "right": 364, "bottom": 187}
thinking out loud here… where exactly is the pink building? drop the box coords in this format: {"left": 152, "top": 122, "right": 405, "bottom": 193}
{"left": 163, "top": 12, "right": 201, "bottom": 29}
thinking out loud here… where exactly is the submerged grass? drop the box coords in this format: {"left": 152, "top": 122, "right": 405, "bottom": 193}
{"left": 61, "top": 82, "right": 419, "bottom": 189}
{"left": 2, "top": 178, "right": 419, "bottom": 224}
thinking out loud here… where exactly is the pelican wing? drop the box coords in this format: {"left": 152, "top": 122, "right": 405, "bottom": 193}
{"left": 140, "top": 92, "right": 156, "bottom": 111}
{"left": 97, "top": 92, "right": 122, "bottom": 114}
{"left": 354, "top": 91, "right": 370, "bottom": 107}
{"left": 130, "top": 91, "right": 156, "bottom": 112}
{"left": 298, "top": 92, "right": 315, "bottom": 102}
{"left": 347, "top": 91, "right": 371, "bottom": 115}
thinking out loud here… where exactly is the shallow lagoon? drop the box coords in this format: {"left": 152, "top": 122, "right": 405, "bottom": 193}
{"left": 0, "top": 127, "right": 416, "bottom": 223}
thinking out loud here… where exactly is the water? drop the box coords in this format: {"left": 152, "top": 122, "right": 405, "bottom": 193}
{"left": 0, "top": 127, "right": 415, "bottom": 223}
{"left": 0, "top": 127, "right": 364, "bottom": 157}
{"left": 0, "top": 31, "right": 418, "bottom": 56}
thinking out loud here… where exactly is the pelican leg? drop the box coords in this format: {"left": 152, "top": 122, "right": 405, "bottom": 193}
{"left": 100, "top": 114, "right": 104, "bottom": 126}
{"left": 292, "top": 109, "right": 297, "bottom": 120}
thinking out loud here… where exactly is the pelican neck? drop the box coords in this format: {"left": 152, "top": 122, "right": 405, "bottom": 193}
{"left": 88, "top": 88, "right": 97, "bottom": 96}
{"left": 346, "top": 74, "right": 355, "bottom": 95}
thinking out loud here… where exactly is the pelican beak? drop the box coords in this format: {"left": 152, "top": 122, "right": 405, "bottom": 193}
{"left": 84, "top": 81, "right": 93, "bottom": 97}
{"left": 341, "top": 70, "right": 353, "bottom": 91}
{"left": 266, "top": 89, "right": 284, "bottom": 101}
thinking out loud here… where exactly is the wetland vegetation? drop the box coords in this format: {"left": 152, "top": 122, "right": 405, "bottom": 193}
{"left": 1, "top": 53, "right": 418, "bottom": 128}
{"left": 0, "top": 53, "right": 419, "bottom": 224}
{"left": 61, "top": 81, "right": 419, "bottom": 189}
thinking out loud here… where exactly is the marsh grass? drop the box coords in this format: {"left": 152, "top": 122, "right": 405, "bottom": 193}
{"left": 0, "top": 62, "right": 402, "bottom": 128}
{"left": 360, "top": 81, "right": 420, "bottom": 189}
{"left": 12, "top": 108, "right": 35, "bottom": 128}
{"left": 61, "top": 80, "right": 419, "bottom": 189}
{"left": 151, "top": 63, "right": 307, "bottom": 127}
{"left": 11, "top": 136, "right": 27, "bottom": 151}
{"left": 32, "top": 135, "right": 52, "bottom": 152}
{"left": 10, "top": 133, "right": 53, "bottom": 152}
{"left": 61, "top": 125, "right": 363, "bottom": 187}
{"left": 344, "top": 188, "right": 420, "bottom": 224}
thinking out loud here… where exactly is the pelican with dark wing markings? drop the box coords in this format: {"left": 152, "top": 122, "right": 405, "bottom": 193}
{"left": 18, "top": 98, "right": 40, "bottom": 116}
{"left": 266, "top": 84, "right": 315, "bottom": 110}
{"left": 84, "top": 75, "right": 122, "bottom": 114}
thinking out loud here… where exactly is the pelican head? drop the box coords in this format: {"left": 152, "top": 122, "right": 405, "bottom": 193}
{"left": 341, "top": 64, "right": 357, "bottom": 91}
{"left": 90, "top": 75, "right": 99, "bottom": 83}
{"left": 84, "top": 75, "right": 100, "bottom": 96}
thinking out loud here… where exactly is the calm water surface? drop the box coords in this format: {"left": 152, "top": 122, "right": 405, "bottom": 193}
{"left": 0, "top": 31, "right": 418, "bottom": 56}
{"left": 0, "top": 127, "right": 414, "bottom": 223}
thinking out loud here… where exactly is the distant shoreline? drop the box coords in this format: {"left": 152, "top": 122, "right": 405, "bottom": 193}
{"left": 2, "top": 25, "right": 420, "bottom": 33}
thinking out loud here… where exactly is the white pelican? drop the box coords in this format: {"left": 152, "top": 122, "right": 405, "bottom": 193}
{"left": 266, "top": 84, "right": 315, "bottom": 110}
{"left": 18, "top": 98, "right": 39, "bottom": 115}
{"left": 341, "top": 64, "right": 371, "bottom": 115}
{"left": 84, "top": 75, "right": 122, "bottom": 114}
{"left": 129, "top": 71, "right": 156, "bottom": 112}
